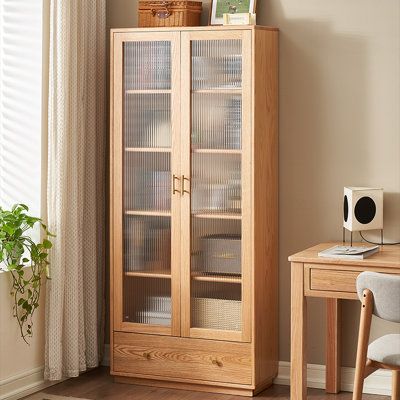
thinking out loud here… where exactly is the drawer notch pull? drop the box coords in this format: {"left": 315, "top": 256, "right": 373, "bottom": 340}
{"left": 212, "top": 359, "right": 223, "bottom": 367}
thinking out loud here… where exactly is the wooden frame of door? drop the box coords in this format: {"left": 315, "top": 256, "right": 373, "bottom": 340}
{"left": 180, "top": 29, "right": 253, "bottom": 343}
{"left": 111, "top": 31, "right": 181, "bottom": 337}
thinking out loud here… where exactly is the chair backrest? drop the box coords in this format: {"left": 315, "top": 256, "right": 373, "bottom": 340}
{"left": 356, "top": 271, "right": 400, "bottom": 323}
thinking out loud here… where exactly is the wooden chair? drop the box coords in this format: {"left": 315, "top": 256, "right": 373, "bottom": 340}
{"left": 353, "top": 271, "right": 400, "bottom": 400}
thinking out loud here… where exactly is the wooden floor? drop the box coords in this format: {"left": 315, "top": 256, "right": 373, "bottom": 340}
{"left": 27, "top": 367, "right": 389, "bottom": 400}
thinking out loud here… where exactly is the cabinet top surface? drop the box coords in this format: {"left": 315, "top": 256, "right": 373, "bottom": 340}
{"left": 110, "top": 25, "right": 278, "bottom": 34}
{"left": 289, "top": 242, "right": 400, "bottom": 268}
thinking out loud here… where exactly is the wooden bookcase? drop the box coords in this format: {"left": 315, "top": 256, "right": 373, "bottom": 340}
{"left": 110, "top": 25, "right": 278, "bottom": 397}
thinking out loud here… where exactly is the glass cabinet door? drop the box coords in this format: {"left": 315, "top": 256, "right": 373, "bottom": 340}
{"left": 181, "top": 31, "right": 252, "bottom": 342}
{"left": 112, "top": 33, "right": 180, "bottom": 336}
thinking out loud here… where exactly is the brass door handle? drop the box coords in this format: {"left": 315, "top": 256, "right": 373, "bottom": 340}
{"left": 182, "top": 175, "right": 190, "bottom": 196}
{"left": 212, "top": 359, "right": 223, "bottom": 367}
{"left": 172, "top": 174, "right": 180, "bottom": 195}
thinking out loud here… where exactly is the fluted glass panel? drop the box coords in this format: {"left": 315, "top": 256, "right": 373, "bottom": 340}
{"left": 190, "top": 39, "right": 243, "bottom": 333}
{"left": 192, "top": 93, "right": 241, "bottom": 150}
{"left": 122, "top": 39, "right": 173, "bottom": 328}
{"left": 192, "top": 40, "right": 242, "bottom": 90}
{"left": 124, "top": 152, "right": 171, "bottom": 212}
{"left": 191, "top": 154, "right": 241, "bottom": 214}
{"left": 124, "top": 277, "right": 171, "bottom": 325}
{"left": 124, "top": 216, "right": 171, "bottom": 273}
{"left": 125, "top": 94, "right": 171, "bottom": 148}
{"left": 124, "top": 41, "right": 171, "bottom": 90}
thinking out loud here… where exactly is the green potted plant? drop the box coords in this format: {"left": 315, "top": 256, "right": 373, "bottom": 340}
{"left": 0, "top": 204, "right": 54, "bottom": 344}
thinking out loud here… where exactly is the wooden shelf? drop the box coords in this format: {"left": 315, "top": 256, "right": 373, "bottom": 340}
{"left": 125, "top": 147, "right": 171, "bottom": 153}
{"left": 125, "top": 89, "right": 171, "bottom": 94}
{"left": 125, "top": 210, "right": 171, "bottom": 217}
{"left": 125, "top": 270, "right": 171, "bottom": 279}
{"left": 192, "top": 212, "right": 241, "bottom": 220}
{"left": 192, "top": 88, "right": 242, "bottom": 95}
{"left": 191, "top": 273, "right": 242, "bottom": 284}
{"left": 192, "top": 148, "right": 241, "bottom": 155}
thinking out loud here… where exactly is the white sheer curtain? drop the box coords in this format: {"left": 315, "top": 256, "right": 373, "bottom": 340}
{"left": 45, "top": 0, "right": 106, "bottom": 381}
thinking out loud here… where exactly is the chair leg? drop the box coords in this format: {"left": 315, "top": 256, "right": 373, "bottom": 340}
{"left": 352, "top": 290, "right": 373, "bottom": 400}
{"left": 393, "top": 370, "right": 400, "bottom": 400}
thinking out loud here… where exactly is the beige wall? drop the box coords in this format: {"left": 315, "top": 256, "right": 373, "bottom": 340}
{"left": 0, "top": 273, "right": 45, "bottom": 385}
{"left": 106, "top": 0, "right": 400, "bottom": 366}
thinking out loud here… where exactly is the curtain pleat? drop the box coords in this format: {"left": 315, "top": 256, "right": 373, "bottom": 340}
{"left": 45, "top": 0, "right": 106, "bottom": 381}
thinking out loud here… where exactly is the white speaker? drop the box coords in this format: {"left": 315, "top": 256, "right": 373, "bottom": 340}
{"left": 343, "top": 187, "right": 383, "bottom": 232}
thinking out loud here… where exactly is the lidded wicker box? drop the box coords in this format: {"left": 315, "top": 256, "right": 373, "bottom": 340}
{"left": 138, "top": 1, "right": 202, "bottom": 27}
{"left": 201, "top": 234, "right": 241, "bottom": 275}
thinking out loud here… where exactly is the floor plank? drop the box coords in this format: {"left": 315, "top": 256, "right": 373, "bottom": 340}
{"left": 24, "top": 367, "right": 389, "bottom": 400}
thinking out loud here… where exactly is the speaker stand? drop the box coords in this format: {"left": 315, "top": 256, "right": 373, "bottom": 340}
{"left": 342, "top": 228, "right": 354, "bottom": 247}
{"left": 343, "top": 228, "right": 385, "bottom": 246}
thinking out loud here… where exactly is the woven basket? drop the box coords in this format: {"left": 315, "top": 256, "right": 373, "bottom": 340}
{"left": 138, "top": 1, "right": 202, "bottom": 27}
{"left": 192, "top": 298, "right": 242, "bottom": 331}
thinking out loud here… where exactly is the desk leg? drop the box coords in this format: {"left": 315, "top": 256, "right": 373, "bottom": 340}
{"left": 291, "top": 263, "right": 307, "bottom": 400}
{"left": 326, "top": 298, "right": 342, "bottom": 393}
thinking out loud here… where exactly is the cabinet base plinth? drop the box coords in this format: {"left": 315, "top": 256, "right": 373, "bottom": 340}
{"left": 114, "top": 375, "right": 273, "bottom": 397}
{"left": 253, "top": 378, "right": 275, "bottom": 396}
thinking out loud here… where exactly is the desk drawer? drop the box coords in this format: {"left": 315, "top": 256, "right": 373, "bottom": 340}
{"left": 113, "top": 332, "right": 252, "bottom": 385}
{"left": 310, "top": 269, "right": 360, "bottom": 293}
{"left": 304, "top": 264, "right": 361, "bottom": 299}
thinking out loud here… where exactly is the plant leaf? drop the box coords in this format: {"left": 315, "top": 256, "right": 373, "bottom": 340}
{"left": 42, "top": 239, "right": 52, "bottom": 249}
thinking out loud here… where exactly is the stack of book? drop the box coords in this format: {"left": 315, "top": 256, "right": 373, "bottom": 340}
{"left": 318, "top": 245, "right": 380, "bottom": 260}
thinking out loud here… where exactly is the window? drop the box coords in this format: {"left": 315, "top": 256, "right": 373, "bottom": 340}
{"left": 0, "top": 0, "right": 43, "bottom": 219}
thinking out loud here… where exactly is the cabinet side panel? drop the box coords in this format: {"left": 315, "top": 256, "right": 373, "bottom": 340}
{"left": 253, "top": 29, "right": 279, "bottom": 386}
{"left": 110, "top": 30, "right": 115, "bottom": 374}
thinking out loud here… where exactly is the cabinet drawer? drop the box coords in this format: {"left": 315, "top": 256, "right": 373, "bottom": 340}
{"left": 309, "top": 268, "right": 360, "bottom": 293}
{"left": 113, "top": 332, "right": 252, "bottom": 385}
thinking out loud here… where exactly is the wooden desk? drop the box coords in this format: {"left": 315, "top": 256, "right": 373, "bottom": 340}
{"left": 289, "top": 242, "right": 400, "bottom": 400}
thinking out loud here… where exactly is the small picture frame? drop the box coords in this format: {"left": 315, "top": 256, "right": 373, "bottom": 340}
{"left": 209, "top": 0, "right": 257, "bottom": 25}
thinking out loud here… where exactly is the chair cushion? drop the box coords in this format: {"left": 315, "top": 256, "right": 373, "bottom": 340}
{"left": 368, "top": 334, "right": 400, "bottom": 366}
{"left": 357, "top": 272, "right": 400, "bottom": 323}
